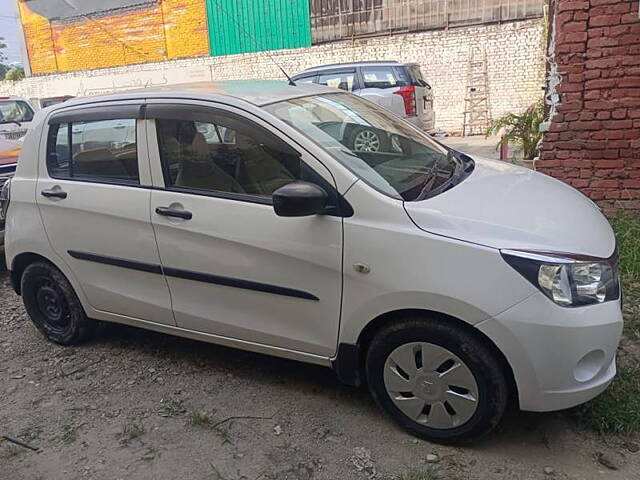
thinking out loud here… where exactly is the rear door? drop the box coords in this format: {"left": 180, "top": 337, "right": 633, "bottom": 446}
{"left": 36, "top": 103, "right": 174, "bottom": 325}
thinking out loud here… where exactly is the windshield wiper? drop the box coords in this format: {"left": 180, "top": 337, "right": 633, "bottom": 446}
{"left": 415, "top": 152, "right": 463, "bottom": 201}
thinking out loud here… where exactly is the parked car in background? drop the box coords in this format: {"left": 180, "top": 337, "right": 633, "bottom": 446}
{"left": 0, "top": 96, "right": 35, "bottom": 140}
{"left": 30, "top": 95, "right": 75, "bottom": 110}
{"left": 2, "top": 81, "right": 621, "bottom": 444}
{"left": 0, "top": 138, "right": 21, "bottom": 244}
{"left": 291, "top": 61, "right": 434, "bottom": 139}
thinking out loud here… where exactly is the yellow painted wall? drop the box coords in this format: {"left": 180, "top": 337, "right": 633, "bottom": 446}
{"left": 19, "top": 0, "right": 209, "bottom": 75}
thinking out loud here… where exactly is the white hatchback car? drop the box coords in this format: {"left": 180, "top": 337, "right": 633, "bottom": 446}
{"left": 2, "top": 81, "right": 622, "bottom": 443}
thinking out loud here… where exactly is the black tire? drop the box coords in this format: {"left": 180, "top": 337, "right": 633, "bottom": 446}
{"left": 21, "top": 261, "right": 95, "bottom": 345}
{"left": 365, "top": 317, "right": 509, "bottom": 444}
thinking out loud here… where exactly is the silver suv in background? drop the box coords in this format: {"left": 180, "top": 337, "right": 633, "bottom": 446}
{"left": 291, "top": 61, "right": 434, "bottom": 136}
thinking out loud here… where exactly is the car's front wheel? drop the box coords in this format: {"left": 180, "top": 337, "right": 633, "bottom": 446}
{"left": 21, "top": 261, "right": 95, "bottom": 345}
{"left": 365, "top": 317, "right": 509, "bottom": 444}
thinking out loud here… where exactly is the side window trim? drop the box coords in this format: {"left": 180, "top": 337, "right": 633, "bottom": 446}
{"left": 45, "top": 115, "right": 144, "bottom": 187}
{"left": 144, "top": 101, "right": 353, "bottom": 217}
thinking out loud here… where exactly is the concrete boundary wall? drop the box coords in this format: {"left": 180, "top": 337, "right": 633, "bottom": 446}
{"left": 0, "top": 19, "right": 545, "bottom": 133}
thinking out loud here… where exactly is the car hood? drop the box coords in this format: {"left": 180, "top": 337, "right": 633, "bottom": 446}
{"left": 404, "top": 157, "right": 615, "bottom": 258}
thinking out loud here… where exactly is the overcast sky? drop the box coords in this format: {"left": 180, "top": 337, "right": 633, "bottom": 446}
{"left": 0, "top": 0, "right": 23, "bottom": 65}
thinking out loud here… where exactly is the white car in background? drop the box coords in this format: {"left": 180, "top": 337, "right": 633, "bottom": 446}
{"left": 1, "top": 81, "right": 622, "bottom": 443}
{"left": 0, "top": 96, "right": 35, "bottom": 140}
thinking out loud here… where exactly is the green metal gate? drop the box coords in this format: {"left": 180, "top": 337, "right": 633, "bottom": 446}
{"left": 206, "top": 0, "right": 312, "bottom": 56}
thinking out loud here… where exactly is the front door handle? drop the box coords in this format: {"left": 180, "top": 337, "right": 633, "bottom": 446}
{"left": 41, "top": 189, "right": 67, "bottom": 199}
{"left": 155, "top": 206, "right": 192, "bottom": 220}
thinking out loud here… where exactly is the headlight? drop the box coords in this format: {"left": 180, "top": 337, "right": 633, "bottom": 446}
{"left": 501, "top": 249, "right": 620, "bottom": 307}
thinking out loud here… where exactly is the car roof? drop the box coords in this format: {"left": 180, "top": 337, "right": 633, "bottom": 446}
{"left": 48, "top": 80, "right": 337, "bottom": 111}
{"left": 299, "top": 61, "right": 417, "bottom": 74}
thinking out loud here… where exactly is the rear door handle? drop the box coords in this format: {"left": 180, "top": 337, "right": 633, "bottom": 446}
{"left": 155, "top": 206, "right": 192, "bottom": 220}
{"left": 41, "top": 189, "right": 67, "bottom": 199}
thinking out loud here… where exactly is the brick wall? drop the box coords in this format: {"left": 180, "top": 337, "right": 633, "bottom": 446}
{"left": 538, "top": 0, "right": 640, "bottom": 211}
{"left": 18, "top": 0, "right": 209, "bottom": 75}
{"left": 1, "top": 19, "right": 545, "bottom": 133}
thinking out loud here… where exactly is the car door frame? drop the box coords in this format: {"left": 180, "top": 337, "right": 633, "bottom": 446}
{"left": 141, "top": 96, "right": 356, "bottom": 361}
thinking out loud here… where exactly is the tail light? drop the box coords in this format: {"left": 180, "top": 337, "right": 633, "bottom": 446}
{"left": 394, "top": 86, "right": 417, "bottom": 116}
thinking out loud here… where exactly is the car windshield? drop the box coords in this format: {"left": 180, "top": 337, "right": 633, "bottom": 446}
{"left": 264, "top": 93, "right": 470, "bottom": 201}
{"left": 0, "top": 100, "right": 34, "bottom": 125}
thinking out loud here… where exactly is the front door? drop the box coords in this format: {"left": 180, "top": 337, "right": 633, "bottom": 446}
{"left": 145, "top": 102, "right": 343, "bottom": 357}
{"left": 36, "top": 104, "right": 174, "bottom": 325}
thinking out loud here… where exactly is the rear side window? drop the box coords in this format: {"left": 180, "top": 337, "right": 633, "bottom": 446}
{"left": 317, "top": 71, "right": 356, "bottom": 91}
{"left": 361, "top": 66, "right": 398, "bottom": 89}
{"left": 47, "top": 119, "right": 139, "bottom": 185}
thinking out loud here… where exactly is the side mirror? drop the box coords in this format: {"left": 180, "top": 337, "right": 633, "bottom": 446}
{"left": 272, "top": 181, "right": 328, "bottom": 217}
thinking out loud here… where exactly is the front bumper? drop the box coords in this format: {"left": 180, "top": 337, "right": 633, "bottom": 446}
{"left": 477, "top": 292, "right": 622, "bottom": 412}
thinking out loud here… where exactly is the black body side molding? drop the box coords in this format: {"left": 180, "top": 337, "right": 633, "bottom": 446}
{"left": 67, "top": 250, "right": 318, "bottom": 301}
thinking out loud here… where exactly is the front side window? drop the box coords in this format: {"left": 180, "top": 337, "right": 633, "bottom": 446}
{"left": 264, "top": 93, "right": 472, "bottom": 201}
{"left": 155, "top": 111, "right": 327, "bottom": 201}
{"left": 47, "top": 118, "right": 139, "bottom": 185}
{"left": 0, "top": 100, "right": 34, "bottom": 124}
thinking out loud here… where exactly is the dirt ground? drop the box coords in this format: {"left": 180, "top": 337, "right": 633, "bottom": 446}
{"left": 1, "top": 270, "right": 639, "bottom": 480}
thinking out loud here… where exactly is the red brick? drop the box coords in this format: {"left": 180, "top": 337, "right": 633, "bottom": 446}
{"left": 550, "top": 122, "right": 570, "bottom": 132}
{"left": 590, "top": 14, "right": 622, "bottom": 27}
{"left": 571, "top": 179, "right": 590, "bottom": 188}
{"left": 591, "top": 179, "right": 620, "bottom": 188}
{"left": 622, "top": 12, "right": 640, "bottom": 24}
{"left": 596, "top": 111, "right": 611, "bottom": 119}
{"left": 602, "top": 119, "right": 634, "bottom": 129}
{"left": 559, "top": 1, "right": 589, "bottom": 11}
{"left": 622, "top": 56, "right": 640, "bottom": 66}
{"left": 619, "top": 77, "right": 640, "bottom": 88}
{"left": 590, "top": 0, "right": 622, "bottom": 5}
{"left": 605, "top": 190, "right": 621, "bottom": 199}
{"left": 587, "top": 36, "right": 619, "bottom": 47}
{"left": 584, "top": 89, "right": 602, "bottom": 100}
{"left": 573, "top": 120, "right": 602, "bottom": 130}
{"left": 564, "top": 21, "right": 588, "bottom": 32}
{"left": 593, "top": 159, "right": 624, "bottom": 168}
{"left": 559, "top": 82, "right": 584, "bottom": 93}
{"left": 623, "top": 179, "right": 640, "bottom": 189}
{"left": 560, "top": 31, "right": 589, "bottom": 43}
{"left": 585, "top": 100, "right": 616, "bottom": 110}
{"left": 586, "top": 57, "right": 620, "bottom": 69}
{"left": 584, "top": 69, "right": 601, "bottom": 80}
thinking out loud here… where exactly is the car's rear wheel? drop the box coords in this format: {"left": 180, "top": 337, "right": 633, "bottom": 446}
{"left": 21, "top": 261, "right": 95, "bottom": 345}
{"left": 365, "top": 317, "right": 508, "bottom": 444}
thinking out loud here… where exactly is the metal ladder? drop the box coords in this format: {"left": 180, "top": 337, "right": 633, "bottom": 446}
{"left": 462, "top": 47, "right": 491, "bottom": 136}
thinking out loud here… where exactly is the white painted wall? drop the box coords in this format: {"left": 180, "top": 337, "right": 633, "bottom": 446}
{"left": 0, "top": 19, "right": 545, "bottom": 133}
